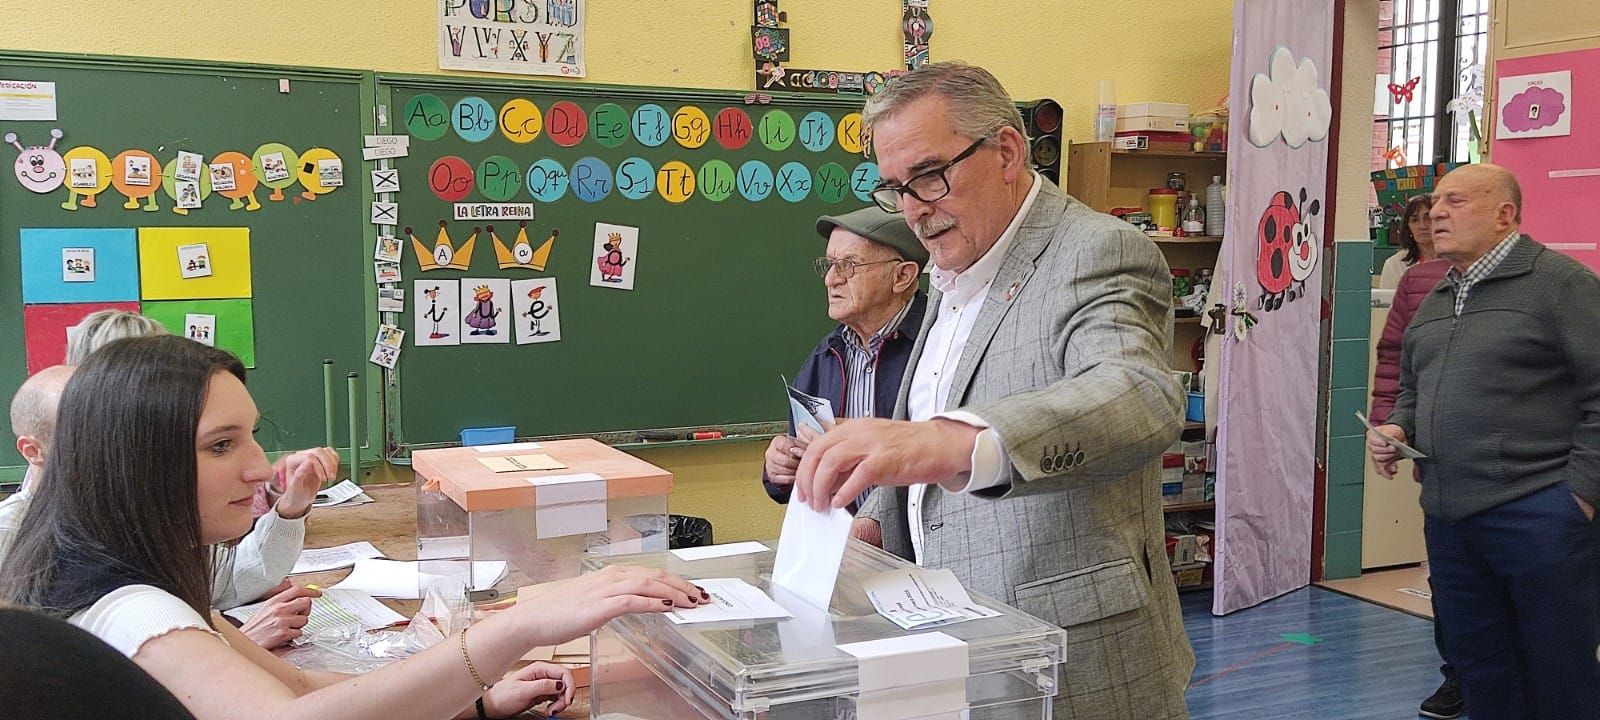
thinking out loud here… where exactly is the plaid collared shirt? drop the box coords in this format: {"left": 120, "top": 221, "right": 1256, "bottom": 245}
{"left": 839, "top": 297, "right": 914, "bottom": 420}
{"left": 1447, "top": 232, "right": 1520, "bottom": 316}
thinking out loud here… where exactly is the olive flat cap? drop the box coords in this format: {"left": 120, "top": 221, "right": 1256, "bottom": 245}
{"left": 815, "top": 205, "right": 929, "bottom": 266}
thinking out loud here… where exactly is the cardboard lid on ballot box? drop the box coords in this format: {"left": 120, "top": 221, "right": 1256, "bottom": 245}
{"left": 413, "top": 438, "right": 673, "bottom": 513}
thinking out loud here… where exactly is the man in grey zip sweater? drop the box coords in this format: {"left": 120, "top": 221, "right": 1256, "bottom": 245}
{"left": 1370, "top": 164, "right": 1600, "bottom": 720}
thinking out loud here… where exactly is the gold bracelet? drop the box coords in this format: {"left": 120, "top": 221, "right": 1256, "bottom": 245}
{"left": 459, "top": 627, "right": 490, "bottom": 691}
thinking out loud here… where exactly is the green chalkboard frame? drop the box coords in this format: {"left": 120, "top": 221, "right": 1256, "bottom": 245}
{"left": 0, "top": 51, "right": 384, "bottom": 482}
{"left": 374, "top": 74, "right": 875, "bottom": 451}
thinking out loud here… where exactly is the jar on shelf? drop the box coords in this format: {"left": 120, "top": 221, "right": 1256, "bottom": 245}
{"left": 1171, "top": 268, "right": 1192, "bottom": 300}
{"left": 1148, "top": 187, "right": 1179, "bottom": 231}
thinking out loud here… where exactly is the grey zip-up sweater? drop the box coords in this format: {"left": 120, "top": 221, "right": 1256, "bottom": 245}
{"left": 1389, "top": 235, "right": 1600, "bottom": 522}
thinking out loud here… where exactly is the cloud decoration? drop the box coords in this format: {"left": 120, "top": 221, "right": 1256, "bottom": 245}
{"left": 1502, "top": 86, "right": 1566, "bottom": 133}
{"left": 1248, "top": 47, "right": 1333, "bottom": 148}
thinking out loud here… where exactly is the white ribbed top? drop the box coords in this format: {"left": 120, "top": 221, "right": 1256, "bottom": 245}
{"left": 70, "top": 584, "right": 227, "bottom": 658}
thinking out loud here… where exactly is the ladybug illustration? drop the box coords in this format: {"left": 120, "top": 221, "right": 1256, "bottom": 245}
{"left": 1255, "top": 188, "right": 1321, "bottom": 311}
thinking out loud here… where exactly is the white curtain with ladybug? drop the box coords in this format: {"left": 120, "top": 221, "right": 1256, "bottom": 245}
{"left": 1212, "top": 0, "right": 1338, "bottom": 616}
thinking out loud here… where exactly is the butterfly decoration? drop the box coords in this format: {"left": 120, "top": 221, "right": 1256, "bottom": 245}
{"left": 1381, "top": 146, "right": 1407, "bottom": 167}
{"left": 743, "top": 93, "right": 773, "bottom": 105}
{"left": 1388, "top": 76, "right": 1421, "bottom": 104}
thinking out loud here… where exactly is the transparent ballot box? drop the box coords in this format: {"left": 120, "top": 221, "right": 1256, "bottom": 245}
{"left": 586, "top": 541, "right": 1067, "bottom": 720}
{"left": 412, "top": 439, "right": 672, "bottom": 615}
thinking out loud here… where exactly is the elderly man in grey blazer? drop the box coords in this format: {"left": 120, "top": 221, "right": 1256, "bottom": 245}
{"left": 793, "top": 61, "right": 1193, "bottom": 719}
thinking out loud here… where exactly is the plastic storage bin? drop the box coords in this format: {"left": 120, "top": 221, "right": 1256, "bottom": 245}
{"left": 459, "top": 426, "right": 516, "bottom": 446}
{"left": 587, "top": 541, "right": 1067, "bottom": 720}
{"left": 412, "top": 439, "right": 672, "bottom": 625}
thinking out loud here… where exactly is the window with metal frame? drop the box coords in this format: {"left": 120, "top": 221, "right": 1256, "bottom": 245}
{"left": 1375, "top": 0, "right": 1489, "bottom": 168}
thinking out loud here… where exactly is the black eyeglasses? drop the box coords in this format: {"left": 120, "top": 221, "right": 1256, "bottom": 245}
{"left": 869, "top": 137, "right": 986, "bottom": 213}
{"left": 813, "top": 256, "right": 900, "bottom": 279}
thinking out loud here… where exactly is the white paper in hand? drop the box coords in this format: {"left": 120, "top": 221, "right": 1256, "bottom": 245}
{"left": 772, "top": 498, "right": 852, "bottom": 610}
{"left": 1355, "top": 412, "right": 1427, "bottom": 459}
{"left": 783, "top": 376, "right": 836, "bottom": 435}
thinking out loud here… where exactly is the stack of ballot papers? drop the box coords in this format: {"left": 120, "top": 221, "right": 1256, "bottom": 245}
{"left": 862, "top": 568, "right": 1001, "bottom": 630}
{"left": 330, "top": 559, "right": 507, "bottom": 600}
{"left": 313, "top": 479, "right": 374, "bottom": 508}
{"left": 223, "top": 588, "right": 407, "bottom": 634}
{"left": 290, "top": 541, "right": 386, "bottom": 575}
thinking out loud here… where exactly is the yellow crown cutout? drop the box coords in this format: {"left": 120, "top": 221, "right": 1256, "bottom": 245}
{"left": 409, "top": 220, "right": 477, "bottom": 272}
{"left": 491, "top": 221, "right": 558, "bottom": 271}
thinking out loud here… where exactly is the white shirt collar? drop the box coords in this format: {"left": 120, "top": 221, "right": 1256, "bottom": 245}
{"left": 928, "top": 172, "right": 1042, "bottom": 303}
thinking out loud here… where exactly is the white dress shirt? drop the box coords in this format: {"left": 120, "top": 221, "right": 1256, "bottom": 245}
{"left": 906, "top": 173, "right": 1041, "bottom": 564}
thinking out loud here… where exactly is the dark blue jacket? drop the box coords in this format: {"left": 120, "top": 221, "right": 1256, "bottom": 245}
{"left": 763, "top": 292, "right": 927, "bottom": 506}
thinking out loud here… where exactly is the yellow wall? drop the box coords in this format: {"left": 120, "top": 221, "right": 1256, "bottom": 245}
{"left": 3, "top": 1, "right": 1234, "bottom": 540}
{"left": 632, "top": 442, "right": 784, "bottom": 542}
{"left": 6, "top": 1, "right": 1233, "bottom": 143}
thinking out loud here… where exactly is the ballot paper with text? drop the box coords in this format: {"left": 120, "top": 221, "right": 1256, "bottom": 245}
{"left": 863, "top": 568, "right": 1001, "bottom": 630}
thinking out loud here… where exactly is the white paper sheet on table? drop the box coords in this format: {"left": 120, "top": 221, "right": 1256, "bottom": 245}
{"left": 670, "top": 541, "right": 768, "bottom": 562}
{"left": 313, "top": 479, "right": 375, "bottom": 508}
{"left": 772, "top": 499, "right": 852, "bottom": 610}
{"left": 291, "top": 541, "right": 386, "bottom": 575}
{"left": 331, "top": 559, "right": 507, "bottom": 600}
{"left": 862, "top": 568, "right": 1001, "bottom": 630}
{"left": 665, "top": 578, "right": 792, "bottom": 624}
{"left": 472, "top": 441, "right": 543, "bottom": 453}
{"left": 224, "top": 588, "right": 406, "bottom": 633}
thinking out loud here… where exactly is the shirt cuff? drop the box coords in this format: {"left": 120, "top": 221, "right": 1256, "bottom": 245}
{"left": 932, "top": 411, "right": 1010, "bottom": 494}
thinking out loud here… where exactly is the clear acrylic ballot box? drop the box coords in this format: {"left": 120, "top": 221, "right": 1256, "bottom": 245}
{"left": 412, "top": 439, "right": 672, "bottom": 618}
{"left": 586, "top": 541, "right": 1067, "bottom": 720}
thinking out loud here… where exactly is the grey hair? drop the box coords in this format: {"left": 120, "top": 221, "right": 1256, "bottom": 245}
{"left": 862, "top": 61, "right": 1025, "bottom": 143}
{"left": 64, "top": 310, "right": 168, "bottom": 365}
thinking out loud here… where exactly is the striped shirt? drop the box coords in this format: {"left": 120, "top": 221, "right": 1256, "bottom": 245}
{"left": 1447, "top": 232, "right": 1520, "bottom": 316}
{"left": 839, "top": 297, "right": 915, "bottom": 419}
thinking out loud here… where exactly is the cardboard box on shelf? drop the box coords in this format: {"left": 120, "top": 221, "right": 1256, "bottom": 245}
{"left": 1118, "top": 102, "right": 1192, "bottom": 119}
{"left": 1172, "top": 562, "right": 1208, "bottom": 589}
{"left": 1116, "top": 116, "right": 1190, "bottom": 133}
{"left": 1166, "top": 534, "right": 1199, "bottom": 566}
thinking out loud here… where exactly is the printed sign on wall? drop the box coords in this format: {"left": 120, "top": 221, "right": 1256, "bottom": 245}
{"left": 438, "top": 0, "right": 586, "bottom": 77}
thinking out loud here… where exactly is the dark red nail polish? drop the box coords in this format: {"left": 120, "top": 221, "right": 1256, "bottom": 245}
{"left": 662, "top": 598, "right": 673, "bottom": 605}
{"left": 556, "top": 681, "right": 565, "bottom": 691}
{"left": 701, "top": 591, "right": 711, "bottom": 600}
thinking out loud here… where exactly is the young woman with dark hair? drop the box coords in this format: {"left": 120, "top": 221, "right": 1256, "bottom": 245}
{"left": 0, "top": 335, "right": 707, "bottom": 720}
{"left": 1378, "top": 193, "right": 1436, "bottom": 289}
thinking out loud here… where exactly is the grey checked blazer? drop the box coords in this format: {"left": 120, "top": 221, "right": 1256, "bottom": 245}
{"left": 858, "top": 179, "right": 1195, "bottom": 719}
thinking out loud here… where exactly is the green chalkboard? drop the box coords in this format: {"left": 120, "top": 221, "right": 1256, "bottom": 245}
{"left": 377, "top": 76, "right": 877, "bottom": 447}
{"left": 0, "top": 52, "right": 379, "bottom": 475}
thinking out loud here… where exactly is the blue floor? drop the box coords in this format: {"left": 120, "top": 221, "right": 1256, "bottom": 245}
{"left": 1183, "top": 587, "right": 1448, "bottom": 719}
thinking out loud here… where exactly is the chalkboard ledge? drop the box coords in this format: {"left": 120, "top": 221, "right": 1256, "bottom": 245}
{"left": 396, "top": 421, "right": 788, "bottom": 456}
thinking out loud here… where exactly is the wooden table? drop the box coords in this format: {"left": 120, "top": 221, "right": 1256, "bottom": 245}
{"left": 298, "top": 483, "right": 593, "bottom": 718}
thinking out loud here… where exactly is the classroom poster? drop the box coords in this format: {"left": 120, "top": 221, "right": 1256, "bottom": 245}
{"left": 589, "top": 223, "right": 638, "bottom": 290}
{"left": 1213, "top": 0, "right": 1336, "bottom": 616}
{"left": 511, "top": 278, "right": 561, "bottom": 344}
{"left": 141, "top": 299, "right": 256, "bottom": 367}
{"left": 459, "top": 278, "right": 511, "bottom": 344}
{"left": 413, "top": 279, "right": 460, "bottom": 347}
{"left": 1493, "top": 49, "right": 1600, "bottom": 272}
{"left": 438, "top": 0, "right": 585, "bottom": 77}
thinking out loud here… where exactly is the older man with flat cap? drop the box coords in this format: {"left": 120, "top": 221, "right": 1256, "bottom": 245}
{"left": 763, "top": 205, "right": 928, "bottom": 513}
